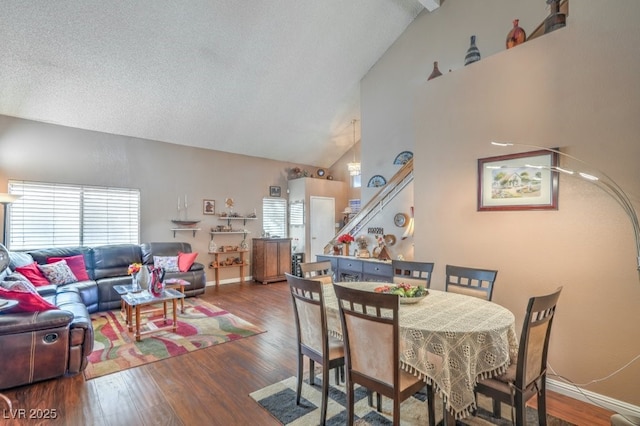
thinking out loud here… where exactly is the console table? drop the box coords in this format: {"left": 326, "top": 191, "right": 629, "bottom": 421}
{"left": 316, "top": 254, "right": 392, "bottom": 282}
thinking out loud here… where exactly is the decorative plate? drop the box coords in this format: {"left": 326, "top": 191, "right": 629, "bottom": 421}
{"left": 393, "top": 151, "right": 413, "bottom": 165}
{"left": 394, "top": 213, "right": 407, "bottom": 227}
{"left": 367, "top": 175, "right": 387, "bottom": 188}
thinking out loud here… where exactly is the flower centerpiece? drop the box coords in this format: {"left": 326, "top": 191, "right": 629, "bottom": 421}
{"left": 337, "top": 233, "right": 355, "bottom": 256}
{"left": 128, "top": 263, "right": 146, "bottom": 291}
{"left": 374, "top": 283, "right": 428, "bottom": 304}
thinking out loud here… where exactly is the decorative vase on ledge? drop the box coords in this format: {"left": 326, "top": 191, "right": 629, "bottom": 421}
{"left": 464, "top": 35, "right": 481, "bottom": 66}
{"left": 342, "top": 243, "right": 350, "bottom": 257}
{"left": 544, "top": 0, "right": 566, "bottom": 34}
{"left": 506, "top": 19, "right": 527, "bottom": 49}
{"left": 427, "top": 61, "right": 442, "bottom": 81}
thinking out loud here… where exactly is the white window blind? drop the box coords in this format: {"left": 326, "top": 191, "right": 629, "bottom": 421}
{"left": 262, "top": 197, "right": 287, "bottom": 238}
{"left": 8, "top": 181, "right": 140, "bottom": 250}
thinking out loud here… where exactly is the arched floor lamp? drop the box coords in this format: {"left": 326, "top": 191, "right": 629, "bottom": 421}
{"left": 491, "top": 142, "right": 640, "bottom": 270}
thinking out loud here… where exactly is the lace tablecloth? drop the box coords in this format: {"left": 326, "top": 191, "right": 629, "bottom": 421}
{"left": 324, "top": 283, "right": 518, "bottom": 419}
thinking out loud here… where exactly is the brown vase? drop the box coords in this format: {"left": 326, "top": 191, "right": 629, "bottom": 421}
{"left": 342, "top": 243, "right": 350, "bottom": 256}
{"left": 427, "top": 61, "right": 442, "bottom": 81}
{"left": 506, "top": 19, "right": 526, "bottom": 49}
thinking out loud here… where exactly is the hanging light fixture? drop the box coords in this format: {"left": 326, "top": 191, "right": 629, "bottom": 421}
{"left": 347, "top": 119, "right": 361, "bottom": 176}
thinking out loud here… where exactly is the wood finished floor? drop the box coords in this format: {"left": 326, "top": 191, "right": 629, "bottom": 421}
{"left": 1, "top": 281, "right": 615, "bottom": 425}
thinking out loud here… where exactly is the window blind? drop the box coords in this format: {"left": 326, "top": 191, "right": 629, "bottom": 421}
{"left": 262, "top": 197, "right": 287, "bottom": 238}
{"left": 8, "top": 181, "right": 140, "bottom": 250}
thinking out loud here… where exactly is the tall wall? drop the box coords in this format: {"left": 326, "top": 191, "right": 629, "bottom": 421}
{"left": 363, "top": 0, "right": 640, "bottom": 408}
{"left": 0, "top": 115, "right": 314, "bottom": 284}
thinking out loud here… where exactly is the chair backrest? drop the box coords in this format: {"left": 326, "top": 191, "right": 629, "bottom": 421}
{"left": 516, "top": 287, "right": 562, "bottom": 390}
{"left": 300, "top": 261, "right": 333, "bottom": 284}
{"left": 445, "top": 264, "right": 498, "bottom": 301}
{"left": 286, "top": 273, "right": 329, "bottom": 357}
{"left": 392, "top": 260, "right": 434, "bottom": 289}
{"left": 333, "top": 283, "right": 399, "bottom": 389}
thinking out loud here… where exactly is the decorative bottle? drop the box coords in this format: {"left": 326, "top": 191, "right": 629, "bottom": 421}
{"left": 427, "top": 61, "right": 442, "bottom": 81}
{"left": 209, "top": 238, "right": 217, "bottom": 253}
{"left": 506, "top": 19, "right": 527, "bottom": 49}
{"left": 464, "top": 35, "right": 481, "bottom": 66}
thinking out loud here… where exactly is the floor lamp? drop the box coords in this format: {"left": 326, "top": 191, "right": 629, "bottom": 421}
{"left": 491, "top": 142, "right": 640, "bottom": 271}
{"left": 0, "top": 193, "right": 21, "bottom": 247}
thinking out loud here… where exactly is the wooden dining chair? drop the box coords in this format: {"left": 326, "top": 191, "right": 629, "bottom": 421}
{"left": 333, "top": 283, "right": 435, "bottom": 426}
{"left": 445, "top": 264, "right": 498, "bottom": 301}
{"left": 300, "top": 261, "right": 333, "bottom": 284}
{"left": 286, "top": 273, "right": 344, "bottom": 426}
{"left": 475, "top": 287, "right": 563, "bottom": 426}
{"left": 392, "top": 259, "right": 434, "bottom": 289}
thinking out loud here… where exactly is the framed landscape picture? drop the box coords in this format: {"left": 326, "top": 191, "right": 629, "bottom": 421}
{"left": 269, "top": 186, "right": 281, "bottom": 197}
{"left": 478, "top": 149, "right": 559, "bottom": 211}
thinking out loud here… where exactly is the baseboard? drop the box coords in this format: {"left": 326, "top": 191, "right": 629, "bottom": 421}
{"left": 547, "top": 378, "right": 640, "bottom": 417}
{"left": 205, "top": 277, "right": 254, "bottom": 286}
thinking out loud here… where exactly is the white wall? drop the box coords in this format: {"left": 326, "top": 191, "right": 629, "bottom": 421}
{"left": 362, "top": 0, "right": 640, "bottom": 408}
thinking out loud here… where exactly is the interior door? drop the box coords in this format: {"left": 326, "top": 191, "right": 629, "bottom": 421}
{"left": 310, "top": 196, "right": 335, "bottom": 261}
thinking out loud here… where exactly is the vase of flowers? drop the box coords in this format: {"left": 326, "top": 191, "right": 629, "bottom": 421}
{"left": 127, "top": 263, "right": 143, "bottom": 291}
{"left": 337, "top": 234, "right": 355, "bottom": 256}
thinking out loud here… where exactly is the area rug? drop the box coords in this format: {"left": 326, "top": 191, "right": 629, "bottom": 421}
{"left": 250, "top": 375, "right": 575, "bottom": 426}
{"left": 84, "top": 298, "right": 265, "bottom": 380}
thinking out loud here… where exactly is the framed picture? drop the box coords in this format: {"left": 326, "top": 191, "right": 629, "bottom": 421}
{"left": 269, "top": 186, "right": 281, "bottom": 197}
{"left": 478, "top": 149, "right": 559, "bottom": 211}
{"left": 203, "top": 199, "right": 216, "bottom": 215}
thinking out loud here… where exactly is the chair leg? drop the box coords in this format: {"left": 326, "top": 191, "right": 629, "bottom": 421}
{"left": 296, "top": 354, "right": 303, "bottom": 405}
{"left": 309, "top": 359, "right": 315, "bottom": 385}
{"left": 426, "top": 385, "right": 435, "bottom": 426}
{"left": 515, "top": 392, "right": 526, "bottom": 426}
{"left": 492, "top": 398, "right": 502, "bottom": 418}
{"left": 393, "top": 397, "right": 400, "bottom": 426}
{"left": 538, "top": 383, "right": 548, "bottom": 426}
{"left": 346, "top": 379, "right": 354, "bottom": 426}
{"left": 334, "top": 366, "right": 339, "bottom": 385}
{"left": 320, "top": 366, "right": 329, "bottom": 425}
{"left": 377, "top": 393, "right": 382, "bottom": 412}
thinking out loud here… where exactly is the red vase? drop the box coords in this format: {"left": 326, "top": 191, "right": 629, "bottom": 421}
{"left": 506, "top": 19, "right": 526, "bottom": 49}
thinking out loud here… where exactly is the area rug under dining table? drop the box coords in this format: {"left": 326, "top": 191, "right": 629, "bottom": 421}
{"left": 250, "top": 374, "right": 575, "bottom": 426}
{"left": 84, "top": 298, "right": 265, "bottom": 380}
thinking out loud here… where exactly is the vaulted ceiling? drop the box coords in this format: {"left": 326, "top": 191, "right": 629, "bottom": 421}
{"left": 0, "top": 1, "right": 437, "bottom": 168}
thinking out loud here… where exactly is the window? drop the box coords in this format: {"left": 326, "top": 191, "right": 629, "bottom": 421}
{"left": 262, "top": 197, "right": 287, "bottom": 238}
{"left": 7, "top": 180, "right": 140, "bottom": 250}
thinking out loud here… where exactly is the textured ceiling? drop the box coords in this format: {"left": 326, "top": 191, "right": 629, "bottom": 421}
{"left": 0, "top": 1, "right": 427, "bottom": 168}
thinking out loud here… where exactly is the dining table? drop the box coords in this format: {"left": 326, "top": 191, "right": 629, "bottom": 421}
{"left": 323, "top": 281, "right": 518, "bottom": 422}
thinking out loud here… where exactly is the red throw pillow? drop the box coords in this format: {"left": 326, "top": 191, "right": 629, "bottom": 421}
{"left": 0, "top": 287, "right": 58, "bottom": 313}
{"left": 47, "top": 255, "right": 90, "bottom": 281}
{"left": 15, "top": 262, "right": 50, "bottom": 286}
{"left": 177, "top": 252, "right": 198, "bottom": 272}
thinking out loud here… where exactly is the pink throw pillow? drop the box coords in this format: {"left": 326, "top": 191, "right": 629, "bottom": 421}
{"left": 15, "top": 262, "right": 50, "bottom": 287}
{"left": 177, "top": 252, "right": 198, "bottom": 272}
{"left": 0, "top": 287, "right": 58, "bottom": 313}
{"left": 47, "top": 255, "right": 90, "bottom": 281}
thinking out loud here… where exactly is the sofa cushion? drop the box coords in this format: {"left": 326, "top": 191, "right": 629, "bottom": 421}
{"left": 153, "top": 255, "right": 179, "bottom": 272}
{"left": 47, "top": 255, "right": 90, "bottom": 281}
{"left": 8, "top": 251, "right": 34, "bottom": 270}
{"left": 0, "top": 287, "right": 59, "bottom": 313}
{"left": 178, "top": 252, "right": 198, "bottom": 272}
{"left": 92, "top": 244, "right": 142, "bottom": 280}
{"left": 15, "top": 262, "right": 50, "bottom": 286}
{"left": 141, "top": 242, "right": 193, "bottom": 265}
{"left": 27, "top": 246, "right": 93, "bottom": 271}
{"left": 38, "top": 260, "right": 78, "bottom": 285}
{"left": 1, "top": 272, "right": 37, "bottom": 293}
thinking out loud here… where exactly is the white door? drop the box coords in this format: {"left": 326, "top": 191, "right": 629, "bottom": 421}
{"left": 309, "top": 196, "right": 335, "bottom": 261}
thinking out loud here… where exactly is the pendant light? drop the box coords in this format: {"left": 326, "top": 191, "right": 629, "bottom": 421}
{"left": 347, "top": 119, "right": 361, "bottom": 176}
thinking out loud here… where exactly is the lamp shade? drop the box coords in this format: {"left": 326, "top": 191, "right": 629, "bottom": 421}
{"left": 0, "top": 194, "right": 21, "bottom": 205}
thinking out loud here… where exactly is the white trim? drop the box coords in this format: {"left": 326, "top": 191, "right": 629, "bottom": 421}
{"left": 547, "top": 378, "right": 640, "bottom": 418}
{"left": 205, "top": 276, "right": 255, "bottom": 286}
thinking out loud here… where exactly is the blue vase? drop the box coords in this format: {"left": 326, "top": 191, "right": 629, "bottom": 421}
{"left": 465, "top": 35, "right": 481, "bottom": 66}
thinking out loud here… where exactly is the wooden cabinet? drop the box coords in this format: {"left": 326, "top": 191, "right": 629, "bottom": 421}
{"left": 252, "top": 238, "right": 292, "bottom": 283}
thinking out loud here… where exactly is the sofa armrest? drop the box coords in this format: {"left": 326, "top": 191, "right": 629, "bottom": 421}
{"left": 0, "top": 310, "right": 73, "bottom": 335}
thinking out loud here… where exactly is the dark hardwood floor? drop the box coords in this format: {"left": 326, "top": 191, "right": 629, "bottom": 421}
{"left": 1, "top": 281, "right": 614, "bottom": 425}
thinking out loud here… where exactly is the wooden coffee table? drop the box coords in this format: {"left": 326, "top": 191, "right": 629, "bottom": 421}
{"left": 163, "top": 278, "right": 191, "bottom": 313}
{"left": 119, "top": 288, "right": 185, "bottom": 341}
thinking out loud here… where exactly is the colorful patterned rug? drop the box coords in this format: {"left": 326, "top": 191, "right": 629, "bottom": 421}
{"left": 84, "top": 298, "right": 265, "bottom": 380}
{"left": 250, "top": 375, "right": 575, "bottom": 426}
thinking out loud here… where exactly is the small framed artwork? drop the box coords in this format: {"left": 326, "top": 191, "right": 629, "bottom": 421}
{"left": 269, "top": 186, "right": 281, "bottom": 197}
{"left": 478, "top": 149, "right": 559, "bottom": 211}
{"left": 203, "top": 199, "right": 216, "bottom": 215}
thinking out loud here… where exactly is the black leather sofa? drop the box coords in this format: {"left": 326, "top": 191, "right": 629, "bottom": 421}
{"left": 0, "top": 242, "right": 206, "bottom": 390}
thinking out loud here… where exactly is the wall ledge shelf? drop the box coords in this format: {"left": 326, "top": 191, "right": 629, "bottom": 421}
{"left": 171, "top": 228, "right": 201, "bottom": 237}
